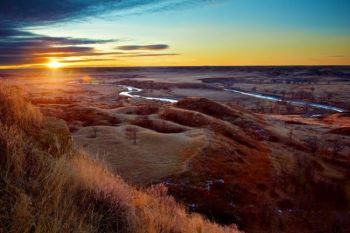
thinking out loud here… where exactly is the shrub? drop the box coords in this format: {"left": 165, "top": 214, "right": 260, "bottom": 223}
{"left": 132, "top": 116, "right": 185, "bottom": 133}
{"left": 0, "top": 84, "right": 240, "bottom": 233}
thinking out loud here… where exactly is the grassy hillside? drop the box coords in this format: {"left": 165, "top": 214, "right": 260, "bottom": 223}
{"left": 0, "top": 84, "right": 240, "bottom": 233}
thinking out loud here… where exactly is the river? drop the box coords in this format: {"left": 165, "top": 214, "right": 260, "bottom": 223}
{"left": 224, "top": 88, "right": 346, "bottom": 113}
{"left": 118, "top": 85, "right": 346, "bottom": 113}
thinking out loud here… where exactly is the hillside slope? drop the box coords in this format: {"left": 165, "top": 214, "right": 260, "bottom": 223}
{"left": 0, "top": 84, "right": 240, "bottom": 233}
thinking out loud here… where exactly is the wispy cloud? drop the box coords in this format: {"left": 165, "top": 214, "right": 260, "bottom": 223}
{"left": 122, "top": 53, "right": 179, "bottom": 57}
{"left": 0, "top": 29, "right": 116, "bottom": 66}
{"left": 117, "top": 44, "right": 169, "bottom": 51}
{"left": 0, "top": 0, "right": 198, "bottom": 67}
{"left": 0, "top": 29, "right": 178, "bottom": 66}
{"left": 329, "top": 55, "right": 347, "bottom": 58}
{"left": 0, "top": 0, "right": 200, "bottom": 28}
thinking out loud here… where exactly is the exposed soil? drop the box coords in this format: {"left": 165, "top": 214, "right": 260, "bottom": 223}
{"left": 3, "top": 66, "right": 349, "bottom": 233}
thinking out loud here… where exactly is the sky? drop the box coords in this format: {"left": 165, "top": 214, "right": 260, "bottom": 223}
{"left": 0, "top": 0, "right": 349, "bottom": 68}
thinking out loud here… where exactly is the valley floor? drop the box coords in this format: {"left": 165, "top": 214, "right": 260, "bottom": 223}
{"left": 1, "top": 66, "right": 349, "bottom": 233}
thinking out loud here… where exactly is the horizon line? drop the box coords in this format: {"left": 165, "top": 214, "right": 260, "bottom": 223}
{"left": 1, "top": 64, "right": 350, "bottom": 71}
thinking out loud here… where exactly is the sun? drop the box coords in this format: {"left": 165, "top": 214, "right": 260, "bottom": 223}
{"left": 47, "top": 59, "right": 62, "bottom": 69}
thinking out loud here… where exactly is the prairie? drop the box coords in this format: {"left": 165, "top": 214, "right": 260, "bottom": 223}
{"left": 1, "top": 66, "right": 349, "bottom": 233}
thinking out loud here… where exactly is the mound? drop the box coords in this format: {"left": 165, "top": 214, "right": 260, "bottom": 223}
{"left": 115, "top": 104, "right": 160, "bottom": 115}
{"left": 42, "top": 105, "right": 121, "bottom": 127}
{"left": 175, "top": 97, "right": 275, "bottom": 141}
{"left": 166, "top": 132, "right": 271, "bottom": 226}
{"left": 160, "top": 107, "right": 263, "bottom": 150}
{"left": 73, "top": 125, "right": 205, "bottom": 185}
{"left": 0, "top": 84, "right": 241, "bottom": 233}
{"left": 131, "top": 116, "right": 186, "bottom": 133}
{"left": 323, "top": 113, "right": 350, "bottom": 127}
{"left": 153, "top": 98, "right": 280, "bottom": 230}
{"left": 176, "top": 97, "right": 253, "bottom": 120}
{"left": 328, "top": 127, "right": 350, "bottom": 136}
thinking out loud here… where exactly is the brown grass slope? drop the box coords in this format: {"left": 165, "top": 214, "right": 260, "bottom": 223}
{"left": 0, "top": 84, "right": 240, "bottom": 233}
{"left": 155, "top": 98, "right": 273, "bottom": 229}
{"left": 160, "top": 107, "right": 261, "bottom": 150}
{"left": 171, "top": 97, "right": 277, "bottom": 142}
{"left": 175, "top": 97, "right": 258, "bottom": 122}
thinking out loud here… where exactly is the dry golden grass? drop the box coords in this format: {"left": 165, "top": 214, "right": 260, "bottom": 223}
{"left": 73, "top": 125, "right": 205, "bottom": 185}
{"left": 0, "top": 84, "right": 97, "bottom": 233}
{"left": 0, "top": 83, "right": 240, "bottom": 233}
{"left": 0, "top": 84, "right": 43, "bottom": 130}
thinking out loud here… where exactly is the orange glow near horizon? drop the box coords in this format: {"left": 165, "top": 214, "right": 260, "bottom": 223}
{"left": 47, "top": 59, "right": 63, "bottom": 69}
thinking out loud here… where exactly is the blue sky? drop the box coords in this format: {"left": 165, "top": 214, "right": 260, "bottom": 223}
{"left": 1, "top": 0, "right": 349, "bottom": 67}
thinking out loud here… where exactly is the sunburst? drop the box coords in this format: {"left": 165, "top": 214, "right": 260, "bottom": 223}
{"left": 47, "top": 59, "right": 62, "bottom": 69}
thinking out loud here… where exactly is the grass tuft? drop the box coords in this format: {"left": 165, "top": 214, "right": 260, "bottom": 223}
{"left": 0, "top": 83, "right": 240, "bottom": 233}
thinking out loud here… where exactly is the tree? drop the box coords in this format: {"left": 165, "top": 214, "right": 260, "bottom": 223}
{"left": 326, "top": 92, "right": 333, "bottom": 100}
{"left": 288, "top": 129, "right": 294, "bottom": 141}
{"left": 305, "top": 136, "right": 318, "bottom": 156}
{"left": 309, "top": 91, "right": 315, "bottom": 101}
{"left": 330, "top": 140, "right": 344, "bottom": 158}
{"left": 125, "top": 127, "right": 138, "bottom": 145}
{"left": 255, "top": 102, "right": 265, "bottom": 113}
{"left": 302, "top": 105, "right": 310, "bottom": 115}
{"left": 277, "top": 159, "right": 289, "bottom": 192}
{"left": 92, "top": 127, "right": 98, "bottom": 138}
{"left": 136, "top": 115, "right": 152, "bottom": 128}
{"left": 88, "top": 126, "right": 98, "bottom": 138}
{"left": 285, "top": 103, "right": 294, "bottom": 114}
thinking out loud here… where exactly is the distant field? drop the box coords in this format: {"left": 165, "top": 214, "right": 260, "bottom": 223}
{"left": 1, "top": 66, "right": 349, "bottom": 233}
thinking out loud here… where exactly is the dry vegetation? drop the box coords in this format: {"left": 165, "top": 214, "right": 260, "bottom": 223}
{"left": 2, "top": 66, "right": 349, "bottom": 233}
{"left": 0, "top": 84, "right": 240, "bottom": 233}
